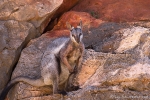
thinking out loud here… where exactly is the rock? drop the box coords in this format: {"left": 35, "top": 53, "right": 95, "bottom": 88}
{"left": 0, "top": 0, "right": 63, "bottom": 33}
{"left": 73, "top": 50, "right": 136, "bottom": 88}
{"left": 79, "top": 50, "right": 150, "bottom": 92}
{"left": 115, "top": 27, "right": 149, "bottom": 53}
{"left": 53, "top": 10, "right": 150, "bottom": 53}
{"left": 72, "top": 0, "right": 150, "bottom": 22}
{"left": 51, "top": 11, "right": 129, "bottom": 52}
{"left": 53, "top": 11, "right": 103, "bottom": 30}
{"left": 44, "top": 0, "right": 80, "bottom": 31}
{"left": 0, "top": 20, "right": 38, "bottom": 94}
{"left": 0, "top": 0, "right": 80, "bottom": 33}
{"left": 51, "top": 0, "right": 80, "bottom": 20}
{"left": 7, "top": 24, "right": 150, "bottom": 99}
{"left": 52, "top": 11, "right": 117, "bottom": 50}
{"left": 8, "top": 47, "right": 150, "bottom": 99}
{"left": 142, "top": 39, "right": 150, "bottom": 58}
{"left": 11, "top": 90, "right": 150, "bottom": 100}
{"left": 71, "top": 25, "right": 150, "bottom": 94}
{"left": 84, "top": 22, "right": 128, "bottom": 52}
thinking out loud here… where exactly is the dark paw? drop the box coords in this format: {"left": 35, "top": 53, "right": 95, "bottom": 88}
{"left": 72, "top": 86, "right": 80, "bottom": 91}
{"left": 58, "top": 90, "right": 67, "bottom": 95}
{"left": 65, "top": 85, "right": 81, "bottom": 92}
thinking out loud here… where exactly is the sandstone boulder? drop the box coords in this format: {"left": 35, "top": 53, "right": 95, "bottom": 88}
{"left": 0, "top": 0, "right": 63, "bottom": 33}
{"left": 0, "top": 20, "right": 38, "bottom": 94}
{"left": 0, "top": 0, "right": 80, "bottom": 33}
{"left": 53, "top": 11, "right": 104, "bottom": 30}
{"left": 72, "top": 0, "right": 150, "bottom": 22}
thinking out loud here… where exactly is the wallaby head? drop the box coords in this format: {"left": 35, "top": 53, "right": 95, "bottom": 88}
{"left": 66, "top": 20, "right": 83, "bottom": 44}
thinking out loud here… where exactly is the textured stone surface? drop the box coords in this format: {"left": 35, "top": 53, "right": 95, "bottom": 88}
{"left": 0, "top": 0, "right": 63, "bottom": 33}
{"left": 115, "top": 27, "right": 149, "bottom": 53}
{"left": 51, "top": 11, "right": 130, "bottom": 51}
{"left": 54, "top": 13, "right": 150, "bottom": 54}
{"left": 12, "top": 90, "right": 150, "bottom": 100}
{"left": 7, "top": 24, "right": 150, "bottom": 99}
{"left": 53, "top": 11, "right": 103, "bottom": 30}
{"left": 51, "top": 0, "right": 79, "bottom": 19}
{"left": 44, "top": 0, "right": 80, "bottom": 31}
{"left": 0, "top": 0, "right": 80, "bottom": 33}
{"left": 0, "top": 20, "right": 38, "bottom": 94}
{"left": 72, "top": 0, "right": 150, "bottom": 22}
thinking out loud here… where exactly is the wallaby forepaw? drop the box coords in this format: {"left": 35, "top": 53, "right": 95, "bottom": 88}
{"left": 58, "top": 90, "right": 67, "bottom": 95}
{"left": 72, "top": 86, "right": 81, "bottom": 91}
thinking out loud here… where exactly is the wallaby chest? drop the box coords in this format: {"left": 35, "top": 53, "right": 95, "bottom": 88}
{"left": 68, "top": 46, "right": 82, "bottom": 64}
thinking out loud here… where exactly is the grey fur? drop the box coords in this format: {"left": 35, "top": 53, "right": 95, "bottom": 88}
{"left": 0, "top": 21, "right": 84, "bottom": 100}
{"left": 41, "top": 37, "right": 70, "bottom": 93}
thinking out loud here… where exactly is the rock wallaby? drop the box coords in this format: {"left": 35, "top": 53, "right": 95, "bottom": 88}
{"left": 0, "top": 21, "right": 84, "bottom": 100}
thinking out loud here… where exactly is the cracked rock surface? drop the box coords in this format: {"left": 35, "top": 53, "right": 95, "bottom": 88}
{"left": 0, "top": 20, "right": 38, "bottom": 94}
{"left": 7, "top": 24, "right": 150, "bottom": 99}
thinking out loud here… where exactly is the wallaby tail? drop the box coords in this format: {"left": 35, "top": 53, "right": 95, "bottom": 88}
{"left": 0, "top": 80, "right": 18, "bottom": 100}
{"left": 0, "top": 76, "right": 44, "bottom": 100}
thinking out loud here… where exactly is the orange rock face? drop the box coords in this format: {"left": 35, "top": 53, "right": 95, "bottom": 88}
{"left": 72, "top": 0, "right": 150, "bottom": 22}
{"left": 53, "top": 11, "right": 104, "bottom": 30}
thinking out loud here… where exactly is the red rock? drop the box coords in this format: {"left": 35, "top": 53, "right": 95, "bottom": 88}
{"left": 72, "top": 0, "right": 150, "bottom": 22}
{"left": 53, "top": 11, "right": 103, "bottom": 30}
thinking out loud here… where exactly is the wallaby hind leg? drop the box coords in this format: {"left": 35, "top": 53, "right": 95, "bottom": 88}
{"left": 64, "top": 75, "right": 70, "bottom": 91}
{"left": 65, "top": 73, "right": 80, "bottom": 92}
{"left": 52, "top": 75, "right": 67, "bottom": 95}
{"left": 52, "top": 75, "right": 59, "bottom": 94}
{"left": 41, "top": 54, "right": 60, "bottom": 94}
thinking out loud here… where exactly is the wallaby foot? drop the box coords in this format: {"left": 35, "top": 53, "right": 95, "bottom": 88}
{"left": 58, "top": 90, "right": 67, "bottom": 95}
{"left": 53, "top": 90, "right": 67, "bottom": 95}
{"left": 52, "top": 76, "right": 59, "bottom": 95}
{"left": 71, "top": 85, "right": 80, "bottom": 91}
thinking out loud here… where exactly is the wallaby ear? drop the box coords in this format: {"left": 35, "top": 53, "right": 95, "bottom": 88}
{"left": 66, "top": 22, "right": 72, "bottom": 30}
{"left": 78, "top": 20, "right": 82, "bottom": 29}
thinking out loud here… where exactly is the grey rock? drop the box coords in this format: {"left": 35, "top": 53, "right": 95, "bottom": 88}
{"left": 0, "top": 20, "right": 38, "bottom": 94}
